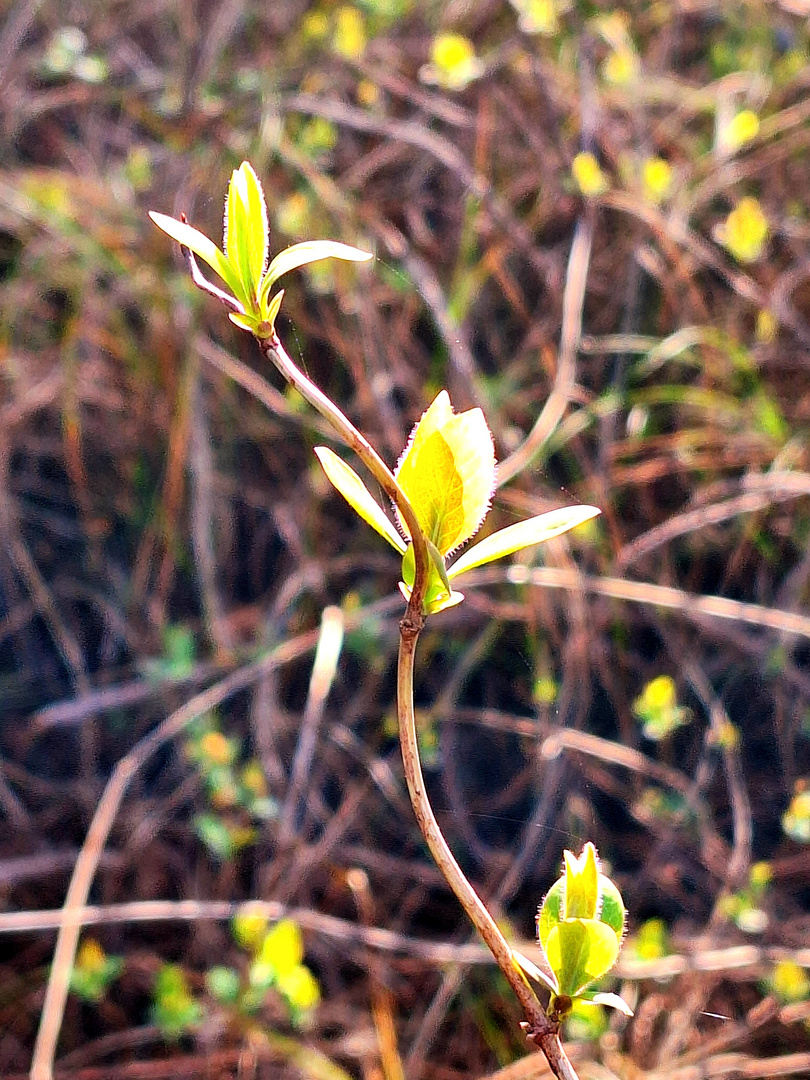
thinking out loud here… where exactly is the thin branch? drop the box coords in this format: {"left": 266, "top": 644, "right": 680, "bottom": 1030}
{"left": 256, "top": 332, "right": 430, "bottom": 618}
{"left": 396, "top": 618, "right": 578, "bottom": 1079}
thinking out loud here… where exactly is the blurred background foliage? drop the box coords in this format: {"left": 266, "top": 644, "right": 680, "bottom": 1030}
{"left": 2, "top": 0, "right": 810, "bottom": 1077}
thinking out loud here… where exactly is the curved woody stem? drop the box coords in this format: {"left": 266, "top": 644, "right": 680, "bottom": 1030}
{"left": 397, "top": 615, "right": 578, "bottom": 1079}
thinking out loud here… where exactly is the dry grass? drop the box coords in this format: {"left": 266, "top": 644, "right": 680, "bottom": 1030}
{"left": 2, "top": 1, "right": 810, "bottom": 1077}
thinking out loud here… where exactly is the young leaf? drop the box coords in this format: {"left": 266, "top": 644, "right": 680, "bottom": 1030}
{"left": 545, "top": 919, "right": 621, "bottom": 998}
{"left": 564, "top": 843, "right": 600, "bottom": 920}
{"left": 224, "top": 163, "right": 268, "bottom": 310}
{"left": 511, "top": 949, "right": 558, "bottom": 993}
{"left": 225, "top": 167, "right": 254, "bottom": 306}
{"left": 394, "top": 391, "right": 495, "bottom": 554}
{"left": 261, "top": 240, "right": 373, "bottom": 306}
{"left": 447, "top": 505, "right": 600, "bottom": 580}
{"left": 149, "top": 211, "right": 247, "bottom": 307}
{"left": 242, "top": 162, "right": 269, "bottom": 290}
{"left": 314, "top": 447, "right": 406, "bottom": 553}
{"left": 586, "top": 991, "right": 634, "bottom": 1016}
{"left": 253, "top": 287, "right": 286, "bottom": 336}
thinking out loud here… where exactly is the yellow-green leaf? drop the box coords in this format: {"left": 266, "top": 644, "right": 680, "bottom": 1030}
{"left": 224, "top": 163, "right": 267, "bottom": 313}
{"left": 261, "top": 240, "right": 373, "bottom": 307}
{"left": 546, "top": 919, "right": 621, "bottom": 998}
{"left": 447, "top": 505, "right": 600, "bottom": 579}
{"left": 564, "top": 843, "right": 599, "bottom": 920}
{"left": 255, "top": 287, "right": 286, "bottom": 336}
{"left": 148, "top": 211, "right": 247, "bottom": 307}
{"left": 587, "top": 991, "right": 633, "bottom": 1015}
{"left": 314, "top": 447, "right": 406, "bottom": 553}
{"left": 395, "top": 392, "right": 495, "bottom": 555}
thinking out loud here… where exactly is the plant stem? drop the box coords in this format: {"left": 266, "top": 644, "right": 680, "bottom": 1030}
{"left": 397, "top": 612, "right": 579, "bottom": 1080}
{"left": 257, "top": 333, "right": 430, "bottom": 614}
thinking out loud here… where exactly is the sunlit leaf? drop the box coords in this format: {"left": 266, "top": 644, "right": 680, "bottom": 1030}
{"left": 148, "top": 211, "right": 247, "bottom": 306}
{"left": 586, "top": 991, "right": 634, "bottom": 1015}
{"left": 564, "top": 843, "right": 600, "bottom": 920}
{"left": 512, "top": 948, "right": 558, "bottom": 993}
{"left": 229, "top": 312, "right": 260, "bottom": 333}
{"left": 243, "top": 162, "right": 269, "bottom": 289}
{"left": 314, "top": 447, "right": 406, "bottom": 553}
{"left": 225, "top": 166, "right": 251, "bottom": 304}
{"left": 546, "top": 919, "right": 621, "bottom": 998}
{"left": 448, "top": 505, "right": 600, "bottom": 579}
{"left": 256, "top": 287, "right": 286, "bottom": 335}
{"left": 262, "top": 240, "right": 373, "bottom": 304}
{"left": 395, "top": 392, "right": 495, "bottom": 555}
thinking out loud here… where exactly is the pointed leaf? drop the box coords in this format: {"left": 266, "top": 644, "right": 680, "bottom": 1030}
{"left": 441, "top": 407, "right": 495, "bottom": 548}
{"left": 394, "top": 393, "right": 495, "bottom": 554}
{"left": 225, "top": 164, "right": 260, "bottom": 313}
{"left": 314, "top": 447, "right": 406, "bottom": 553}
{"left": 397, "top": 430, "right": 463, "bottom": 551}
{"left": 564, "top": 843, "right": 599, "bottom": 920}
{"left": 447, "top": 505, "right": 601, "bottom": 580}
{"left": 229, "top": 312, "right": 261, "bottom": 333}
{"left": 149, "top": 211, "right": 247, "bottom": 306}
{"left": 258, "top": 288, "right": 285, "bottom": 335}
{"left": 512, "top": 949, "right": 558, "bottom": 994}
{"left": 546, "top": 919, "right": 621, "bottom": 998}
{"left": 262, "top": 240, "right": 373, "bottom": 299}
{"left": 586, "top": 992, "right": 634, "bottom": 1016}
{"left": 242, "top": 162, "right": 269, "bottom": 289}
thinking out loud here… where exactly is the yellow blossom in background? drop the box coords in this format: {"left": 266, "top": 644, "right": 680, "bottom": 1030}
{"left": 642, "top": 157, "right": 673, "bottom": 202}
{"left": 510, "top": 0, "right": 558, "bottom": 35}
{"left": 232, "top": 905, "right": 270, "bottom": 950}
{"left": 301, "top": 11, "right": 329, "bottom": 41}
{"left": 71, "top": 937, "right": 124, "bottom": 1003}
{"left": 420, "top": 33, "right": 482, "bottom": 90}
{"left": 275, "top": 192, "right": 311, "bottom": 238}
{"left": 632, "top": 675, "right": 691, "bottom": 740}
{"left": 716, "top": 197, "right": 769, "bottom": 263}
{"left": 333, "top": 6, "right": 366, "bottom": 60}
{"left": 76, "top": 938, "right": 108, "bottom": 975}
{"left": 572, "top": 151, "right": 608, "bottom": 197}
{"left": 200, "top": 730, "right": 234, "bottom": 766}
{"left": 602, "top": 45, "right": 640, "bottom": 85}
{"left": 756, "top": 309, "right": 778, "bottom": 343}
{"left": 770, "top": 960, "right": 810, "bottom": 1004}
{"left": 356, "top": 78, "right": 380, "bottom": 107}
{"left": 723, "top": 109, "right": 760, "bottom": 152}
{"left": 277, "top": 963, "right": 321, "bottom": 1011}
{"left": 783, "top": 785, "right": 810, "bottom": 843}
